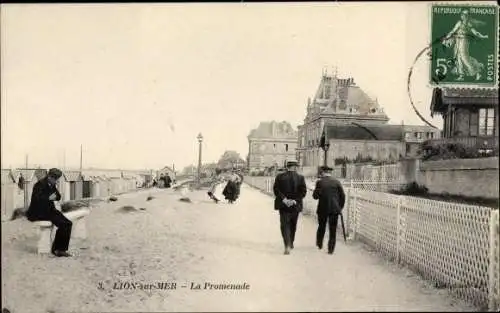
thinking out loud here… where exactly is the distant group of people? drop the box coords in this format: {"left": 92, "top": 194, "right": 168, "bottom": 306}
{"left": 152, "top": 173, "right": 173, "bottom": 189}
{"left": 273, "top": 160, "right": 345, "bottom": 255}
{"left": 207, "top": 170, "right": 244, "bottom": 204}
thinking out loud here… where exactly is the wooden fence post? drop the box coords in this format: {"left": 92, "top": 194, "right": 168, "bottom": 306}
{"left": 396, "top": 196, "right": 403, "bottom": 264}
{"left": 345, "top": 187, "right": 351, "bottom": 238}
{"left": 488, "top": 209, "right": 500, "bottom": 312}
{"left": 351, "top": 181, "right": 358, "bottom": 241}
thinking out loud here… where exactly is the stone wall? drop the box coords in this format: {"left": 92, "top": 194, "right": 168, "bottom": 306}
{"left": 416, "top": 157, "right": 499, "bottom": 199}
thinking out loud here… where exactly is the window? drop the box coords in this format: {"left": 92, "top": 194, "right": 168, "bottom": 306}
{"left": 273, "top": 144, "right": 276, "bottom": 150}
{"left": 470, "top": 111, "right": 479, "bottom": 136}
{"left": 324, "top": 85, "right": 331, "bottom": 99}
{"left": 414, "top": 132, "right": 418, "bottom": 138}
{"left": 430, "top": 132, "right": 434, "bottom": 139}
{"left": 285, "top": 144, "right": 289, "bottom": 152}
{"left": 479, "top": 108, "right": 495, "bottom": 136}
{"left": 405, "top": 132, "right": 411, "bottom": 140}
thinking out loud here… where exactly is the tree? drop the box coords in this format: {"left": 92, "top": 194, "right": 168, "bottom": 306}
{"left": 217, "top": 150, "right": 245, "bottom": 170}
{"left": 181, "top": 165, "right": 197, "bottom": 175}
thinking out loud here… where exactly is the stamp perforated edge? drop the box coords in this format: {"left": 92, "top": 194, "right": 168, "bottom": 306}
{"left": 427, "top": 2, "right": 499, "bottom": 89}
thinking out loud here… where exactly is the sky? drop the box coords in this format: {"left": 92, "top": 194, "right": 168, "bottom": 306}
{"left": 2, "top": 2, "right": 473, "bottom": 171}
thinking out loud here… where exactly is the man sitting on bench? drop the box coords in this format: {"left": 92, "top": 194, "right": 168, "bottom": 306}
{"left": 26, "top": 168, "right": 72, "bottom": 257}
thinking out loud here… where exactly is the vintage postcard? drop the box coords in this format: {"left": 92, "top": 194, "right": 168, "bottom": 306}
{"left": 1, "top": 2, "right": 499, "bottom": 313}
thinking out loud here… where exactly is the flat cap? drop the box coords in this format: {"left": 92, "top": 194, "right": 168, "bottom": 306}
{"left": 47, "top": 168, "right": 63, "bottom": 179}
{"left": 286, "top": 160, "right": 299, "bottom": 167}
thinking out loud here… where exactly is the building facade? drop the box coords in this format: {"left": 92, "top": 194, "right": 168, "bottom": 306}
{"left": 247, "top": 121, "right": 298, "bottom": 171}
{"left": 430, "top": 87, "right": 498, "bottom": 150}
{"left": 298, "top": 70, "right": 440, "bottom": 168}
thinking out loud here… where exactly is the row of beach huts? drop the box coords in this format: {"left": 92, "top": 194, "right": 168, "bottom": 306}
{"left": 1, "top": 168, "right": 153, "bottom": 221}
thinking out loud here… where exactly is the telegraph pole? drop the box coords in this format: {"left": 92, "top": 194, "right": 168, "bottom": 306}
{"left": 24, "top": 154, "right": 28, "bottom": 209}
{"left": 80, "top": 144, "right": 83, "bottom": 174}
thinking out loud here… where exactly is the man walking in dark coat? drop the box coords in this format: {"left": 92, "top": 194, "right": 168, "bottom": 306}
{"left": 273, "top": 160, "right": 307, "bottom": 255}
{"left": 25, "top": 168, "right": 73, "bottom": 257}
{"left": 313, "top": 166, "right": 346, "bottom": 254}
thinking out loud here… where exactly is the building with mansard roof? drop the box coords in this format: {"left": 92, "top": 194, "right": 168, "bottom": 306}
{"left": 297, "top": 69, "right": 440, "bottom": 170}
{"left": 247, "top": 121, "right": 298, "bottom": 172}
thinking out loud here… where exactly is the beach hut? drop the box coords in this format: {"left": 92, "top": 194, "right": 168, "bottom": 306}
{"left": 89, "top": 176, "right": 101, "bottom": 198}
{"left": 122, "top": 174, "right": 136, "bottom": 192}
{"left": 56, "top": 172, "right": 70, "bottom": 202}
{"left": 1, "top": 169, "right": 17, "bottom": 221}
{"left": 100, "top": 175, "right": 112, "bottom": 197}
{"left": 81, "top": 174, "right": 94, "bottom": 198}
{"left": 107, "top": 173, "right": 122, "bottom": 195}
{"left": 12, "top": 168, "right": 47, "bottom": 208}
{"left": 63, "top": 171, "right": 84, "bottom": 200}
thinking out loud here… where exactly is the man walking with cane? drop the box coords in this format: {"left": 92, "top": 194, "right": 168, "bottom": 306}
{"left": 312, "top": 166, "right": 346, "bottom": 254}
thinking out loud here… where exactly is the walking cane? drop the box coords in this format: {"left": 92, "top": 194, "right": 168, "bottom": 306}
{"left": 339, "top": 212, "right": 347, "bottom": 242}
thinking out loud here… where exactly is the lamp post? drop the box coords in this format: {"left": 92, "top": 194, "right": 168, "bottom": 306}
{"left": 320, "top": 142, "right": 330, "bottom": 167}
{"left": 197, "top": 133, "right": 203, "bottom": 187}
{"left": 319, "top": 130, "right": 330, "bottom": 167}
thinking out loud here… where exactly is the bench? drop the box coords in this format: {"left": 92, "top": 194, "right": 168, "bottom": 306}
{"left": 35, "top": 208, "right": 90, "bottom": 254}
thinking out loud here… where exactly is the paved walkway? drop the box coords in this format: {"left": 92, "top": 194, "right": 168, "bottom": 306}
{"left": 1, "top": 185, "right": 476, "bottom": 312}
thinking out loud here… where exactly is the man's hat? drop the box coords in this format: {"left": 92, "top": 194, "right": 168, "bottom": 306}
{"left": 320, "top": 166, "right": 333, "bottom": 172}
{"left": 286, "top": 160, "right": 299, "bottom": 167}
{"left": 47, "top": 168, "right": 63, "bottom": 179}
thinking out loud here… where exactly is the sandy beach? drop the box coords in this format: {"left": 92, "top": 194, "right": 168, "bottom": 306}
{"left": 2, "top": 184, "right": 476, "bottom": 312}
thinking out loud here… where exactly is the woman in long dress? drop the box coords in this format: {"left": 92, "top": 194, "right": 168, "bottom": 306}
{"left": 442, "top": 10, "right": 489, "bottom": 81}
{"left": 208, "top": 175, "right": 225, "bottom": 204}
{"left": 223, "top": 173, "right": 243, "bottom": 204}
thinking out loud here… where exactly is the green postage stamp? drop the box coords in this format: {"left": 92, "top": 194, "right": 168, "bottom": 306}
{"left": 430, "top": 4, "right": 498, "bottom": 86}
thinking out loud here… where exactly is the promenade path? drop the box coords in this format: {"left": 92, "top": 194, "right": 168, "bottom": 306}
{"left": 1, "top": 184, "right": 476, "bottom": 312}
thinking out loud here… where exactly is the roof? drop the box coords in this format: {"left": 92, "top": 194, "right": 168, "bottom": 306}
{"left": 159, "top": 166, "right": 174, "bottom": 173}
{"left": 13, "top": 169, "right": 46, "bottom": 182}
{"left": 248, "top": 121, "right": 298, "bottom": 139}
{"left": 323, "top": 124, "right": 404, "bottom": 142}
{"left": 345, "top": 86, "right": 381, "bottom": 114}
{"left": 442, "top": 87, "right": 498, "bottom": 98}
{"left": 431, "top": 87, "right": 498, "bottom": 115}
{"left": 1, "top": 169, "right": 15, "bottom": 184}
{"left": 402, "top": 124, "right": 440, "bottom": 132}
{"left": 64, "top": 171, "right": 82, "bottom": 181}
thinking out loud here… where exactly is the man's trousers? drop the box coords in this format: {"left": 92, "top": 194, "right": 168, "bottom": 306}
{"left": 279, "top": 210, "right": 299, "bottom": 248}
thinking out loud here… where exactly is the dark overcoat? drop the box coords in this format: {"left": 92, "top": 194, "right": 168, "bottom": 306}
{"left": 25, "top": 177, "right": 62, "bottom": 221}
{"left": 272, "top": 171, "right": 307, "bottom": 212}
{"left": 312, "top": 176, "right": 346, "bottom": 215}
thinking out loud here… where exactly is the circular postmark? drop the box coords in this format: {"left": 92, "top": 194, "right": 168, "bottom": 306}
{"left": 407, "top": 3, "right": 499, "bottom": 128}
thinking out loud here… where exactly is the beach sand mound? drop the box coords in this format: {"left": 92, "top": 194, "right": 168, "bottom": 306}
{"left": 146, "top": 195, "right": 154, "bottom": 201}
{"left": 61, "top": 199, "right": 102, "bottom": 213}
{"left": 10, "top": 208, "right": 27, "bottom": 221}
{"left": 116, "top": 205, "right": 138, "bottom": 213}
{"left": 179, "top": 197, "right": 192, "bottom": 203}
{"left": 108, "top": 196, "right": 118, "bottom": 202}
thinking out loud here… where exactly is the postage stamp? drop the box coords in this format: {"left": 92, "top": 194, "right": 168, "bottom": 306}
{"left": 429, "top": 4, "right": 498, "bottom": 86}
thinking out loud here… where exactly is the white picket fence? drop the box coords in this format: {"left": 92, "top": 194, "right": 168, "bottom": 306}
{"left": 244, "top": 176, "right": 500, "bottom": 311}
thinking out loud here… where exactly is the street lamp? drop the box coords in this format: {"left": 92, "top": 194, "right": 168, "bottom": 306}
{"left": 319, "top": 131, "right": 330, "bottom": 167}
{"left": 320, "top": 142, "right": 330, "bottom": 167}
{"left": 197, "top": 133, "right": 203, "bottom": 187}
